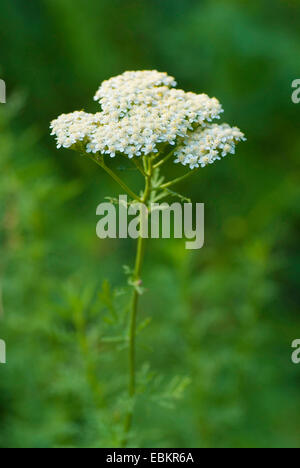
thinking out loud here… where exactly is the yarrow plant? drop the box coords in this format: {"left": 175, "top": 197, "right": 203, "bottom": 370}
{"left": 50, "top": 70, "right": 245, "bottom": 446}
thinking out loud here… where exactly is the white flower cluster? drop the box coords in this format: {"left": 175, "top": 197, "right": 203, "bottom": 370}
{"left": 50, "top": 111, "right": 102, "bottom": 149}
{"left": 50, "top": 70, "right": 245, "bottom": 169}
{"left": 94, "top": 70, "right": 177, "bottom": 117}
{"left": 174, "top": 124, "right": 246, "bottom": 169}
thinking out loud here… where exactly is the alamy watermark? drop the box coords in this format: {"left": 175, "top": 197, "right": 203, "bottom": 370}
{"left": 291, "top": 79, "right": 300, "bottom": 104}
{"left": 0, "top": 79, "right": 6, "bottom": 103}
{"left": 0, "top": 339, "right": 6, "bottom": 364}
{"left": 96, "top": 195, "right": 204, "bottom": 250}
{"left": 291, "top": 339, "right": 300, "bottom": 364}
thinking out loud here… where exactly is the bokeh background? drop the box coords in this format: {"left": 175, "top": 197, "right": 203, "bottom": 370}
{"left": 0, "top": 0, "right": 299, "bottom": 448}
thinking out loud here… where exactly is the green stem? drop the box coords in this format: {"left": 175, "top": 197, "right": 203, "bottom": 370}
{"left": 122, "top": 235, "right": 144, "bottom": 444}
{"left": 161, "top": 168, "right": 199, "bottom": 189}
{"left": 153, "top": 147, "right": 176, "bottom": 169}
{"left": 102, "top": 163, "right": 142, "bottom": 202}
{"left": 132, "top": 158, "right": 147, "bottom": 177}
{"left": 122, "top": 157, "right": 153, "bottom": 447}
{"left": 87, "top": 153, "right": 142, "bottom": 202}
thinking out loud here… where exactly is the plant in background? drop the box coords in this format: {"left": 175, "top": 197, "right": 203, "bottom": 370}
{"left": 50, "top": 70, "right": 245, "bottom": 446}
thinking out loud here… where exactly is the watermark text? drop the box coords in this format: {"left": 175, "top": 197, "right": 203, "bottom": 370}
{"left": 0, "top": 79, "right": 6, "bottom": 103}
{"left": 291, "top": 79, "right": 300, "bottom": 104}
{"left": 96, "top": 195, "right": 204, "bottom": 250}
{"left": 0, "top": 339, "right": 6, "bottom": 364}
{"left": 291, "top": 339, "right": 300, "bottom": 364}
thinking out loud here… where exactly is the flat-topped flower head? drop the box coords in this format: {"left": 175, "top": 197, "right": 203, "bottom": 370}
{"left": 50, "top": 111, "right": 101, "bottom": 149}
{"left": 93, "top": 70, "right": 177, "bottom": 116}
{"left": 174, "top": 124, "right": 246, "bottom": 169}
{"left": 50, "top": 70, "right": 245, "bottom": 168}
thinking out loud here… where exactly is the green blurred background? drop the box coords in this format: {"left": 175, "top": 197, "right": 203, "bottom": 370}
{"left": 0, "top": 0, "right": 299, "bottom": 448}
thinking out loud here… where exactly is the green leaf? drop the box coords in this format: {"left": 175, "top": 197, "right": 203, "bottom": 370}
{"left": 137, "top": 317, "right": 152, "bottom": 335}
